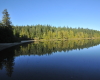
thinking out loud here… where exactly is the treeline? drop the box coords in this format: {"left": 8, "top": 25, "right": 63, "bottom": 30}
{"left": 1, "top": 9, "right": 100, "bottom": 43}
{"left": 0, "top": 9, "right": 20, "bottom": 43}
{"left": 13, "top": 24, "right": 100, "bottom": 40}
{"left": 14, "top": 39, "right": 100, "bottom": 56}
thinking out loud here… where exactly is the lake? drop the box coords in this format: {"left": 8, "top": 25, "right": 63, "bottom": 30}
{"left": 0, "top": 39, "right": 100, "bottom": 80}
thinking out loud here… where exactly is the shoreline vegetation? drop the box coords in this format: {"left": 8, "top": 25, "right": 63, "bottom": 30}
{"left": 0, "top": 9, "right": 100, "bottom": 43}
{"left": 33, "top": 38, "right": 100, "bottom": 41}
{"left": 13, "top": 25, "right": 100, "bottom": 41}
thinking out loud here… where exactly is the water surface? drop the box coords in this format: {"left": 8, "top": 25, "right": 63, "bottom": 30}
{"left": 0, "top": 39, "right": 100, "bottom": 80}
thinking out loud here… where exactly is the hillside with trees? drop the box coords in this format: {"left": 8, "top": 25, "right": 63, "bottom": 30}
{"left": 13, "top": 25, "right": 100, "bottom": 40}
{"left": 0, "top": 9, "right": 100, "bottom": 42}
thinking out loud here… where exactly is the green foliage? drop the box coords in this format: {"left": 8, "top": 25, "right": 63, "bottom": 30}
{"left": 13, "top": 24, "right": 100, "bottom": 40}
{"left": 0, "top": 9, "right": 20, "bottom": 43}
{"left": 2, "top": 9, "right": 12, "bottom": 28}
{"left": 0, "top": 9, "right": 100, "bottom": 42}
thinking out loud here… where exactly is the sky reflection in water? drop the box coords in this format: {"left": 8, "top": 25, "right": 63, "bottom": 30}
{"left": 0, "top": 40, "right": 100, "bottom": 80}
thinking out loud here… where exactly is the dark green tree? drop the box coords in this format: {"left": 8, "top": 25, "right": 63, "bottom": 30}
{"left": 0, "top": 9, "right": 16, "bottom": 43}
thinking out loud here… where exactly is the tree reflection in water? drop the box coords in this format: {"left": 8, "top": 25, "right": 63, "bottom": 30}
{"left": 15, "top": 39, "right": 100, "bottom": 56}
{"left": 0, "top": 39, "right": 100, "bottom": 77}
{"left": 0, "top": 48, "right": 15, "bottom": 77}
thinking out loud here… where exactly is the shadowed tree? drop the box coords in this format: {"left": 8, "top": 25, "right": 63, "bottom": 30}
{"left": 0, "top": 9, "right": 15, "bottom": 43}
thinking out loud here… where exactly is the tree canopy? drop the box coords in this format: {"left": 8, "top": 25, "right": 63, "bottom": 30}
{"left": 13, "top": 25, "right": 100, "bottom": 40}
{"left": 0, "top": 9, "right": 15, "bottom": 43}
{"left": 0, "top": 9, "right": 100, "bottom": 43}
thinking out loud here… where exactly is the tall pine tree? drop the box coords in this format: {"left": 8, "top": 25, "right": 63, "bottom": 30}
{"left": 0, "top": 9, "right": 14, "bottom": 43}
{"left": 2, "top": 9, "right": 12, "bottom": 29}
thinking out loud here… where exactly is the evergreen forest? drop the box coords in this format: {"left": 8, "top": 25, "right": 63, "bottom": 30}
{"left": 0, "top": 9, "right": 100, "bottom": 43}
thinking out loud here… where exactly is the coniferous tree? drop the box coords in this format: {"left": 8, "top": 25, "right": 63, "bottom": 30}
{"left": 2, "top": 9, "right": 12, "bottom": 28}
{"left": 0, "top": 9, "right": 15, "bottom": 43}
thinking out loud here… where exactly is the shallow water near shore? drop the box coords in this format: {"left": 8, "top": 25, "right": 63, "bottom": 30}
{"left": 0, "top": 40, "right": 100, "bottom": 80}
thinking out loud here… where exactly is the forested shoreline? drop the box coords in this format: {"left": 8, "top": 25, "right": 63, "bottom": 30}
{"left": 13, "top": 25, "right": 100, "bottom": 40}
{"left": 0, "top": 9, "right": 100, "bottom": 43}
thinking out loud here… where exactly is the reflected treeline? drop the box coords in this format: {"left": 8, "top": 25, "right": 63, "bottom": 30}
{"left": 0, "top": 48, "right": 15, "bottom": 77}
{"left": 15, "top": 39, "right": 100, "bottom": 56}
{"left": 0, "top": 39, "right": 100, "bottom": 77}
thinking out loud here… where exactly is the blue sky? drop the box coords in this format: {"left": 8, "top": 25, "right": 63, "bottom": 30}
{"left": 0, "top": 0, "right": 100, "bottom": 30}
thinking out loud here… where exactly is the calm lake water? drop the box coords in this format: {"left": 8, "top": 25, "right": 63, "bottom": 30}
{"left": 0, "top": 39, "right": 100, "bottom": 80}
